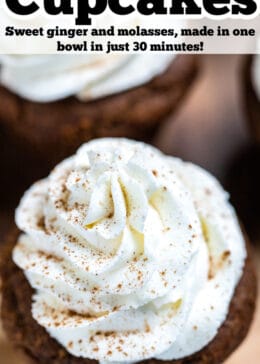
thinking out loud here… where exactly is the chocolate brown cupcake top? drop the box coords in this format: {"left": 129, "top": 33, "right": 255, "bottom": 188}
{"left": 13, "top": 138, "right": 246, "bottom": 363}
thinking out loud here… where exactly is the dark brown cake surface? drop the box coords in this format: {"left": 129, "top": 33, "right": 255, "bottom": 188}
{"left": 0, "top": 227, "right": 256, "bottom": 364}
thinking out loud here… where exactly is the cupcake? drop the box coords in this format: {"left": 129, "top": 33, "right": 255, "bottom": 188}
{"left": 0, "top": 54, "right": 197, "bottom": 207}
{"left": 224, "top": 54, "right": 260, "bottom": 240}
{"left": 0, "top": 53, "right": 197, "bottom": 152}
{"left": 245, "top": 53, "right": 260, "bottom": 142}
{"left": 0, "top": 13, "right": 198, "bottom": 207}
{"left": 1, "top": 138, "right": 256, "bottom": 364}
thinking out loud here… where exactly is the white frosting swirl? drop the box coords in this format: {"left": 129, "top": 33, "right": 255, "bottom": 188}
{"left": 13, "top": 138, "right": 246, "bottom": 362}
{"left": 0, "top": 7, "right": 181, "bottom": 103}
{"left": 0, "top": 53, "right": 175, "bottom": 102}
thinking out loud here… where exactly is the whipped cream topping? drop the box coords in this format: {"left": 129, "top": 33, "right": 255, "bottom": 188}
{"left": 13, "top": 138, "right": 246, "bottom": 362}
{"left": 0, "top": 7, "right": 182, "bottom": 102}
{"left": 0, "top": 53, "right": 175, "bottom": 102}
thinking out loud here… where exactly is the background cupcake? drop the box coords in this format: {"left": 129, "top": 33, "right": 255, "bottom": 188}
{"left": 245, "top": 53, "right": 260, "bottom": 142}
{"left": 0, "top": 10, "right": 198, "bottom": 207}
{"left": 224, "top": 53, "right": 260, "bottom": 241}
{"left": 0, "top": 53, "right": 197, "bottom": 207}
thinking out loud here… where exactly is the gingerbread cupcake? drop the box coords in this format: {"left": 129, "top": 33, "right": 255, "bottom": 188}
{"left": 225, "top": 54, "right": 260, "bottom": 240}
{"left": 243, "top": 53, "right": 260, "bottom": 142}
{"left": 1, "top": 138, "right": 256, "bottom": 364}
{"left": 0, "top": 53, "right": 197, "bottom": 206}
{"left": 0, "top": 13, "right": 198, "bottom": 206}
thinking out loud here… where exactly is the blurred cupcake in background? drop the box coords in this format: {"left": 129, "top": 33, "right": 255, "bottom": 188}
{"left": 0, "top": 52, "right": 197, "bottom": 154}
{"left": 0, "top": 9, "right": 199, "bottom": 207}
{"left": 0, "top": 8, "right": 200, "bottom": 207}
{"left": 0, "top": 52, "right": 198, "bottom": 207}
{"left": 245, "top": 51, "right": 260, "bottom": 142}
{"left": 225, "top": 49, "right": 260, "bottom": 241}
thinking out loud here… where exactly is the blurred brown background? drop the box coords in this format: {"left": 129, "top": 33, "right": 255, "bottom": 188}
{"left": 155, "top": 55, "right": 250, "bottom": 176}
{"left": 0, "top": 55, "right": 259, "bottom": 363}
